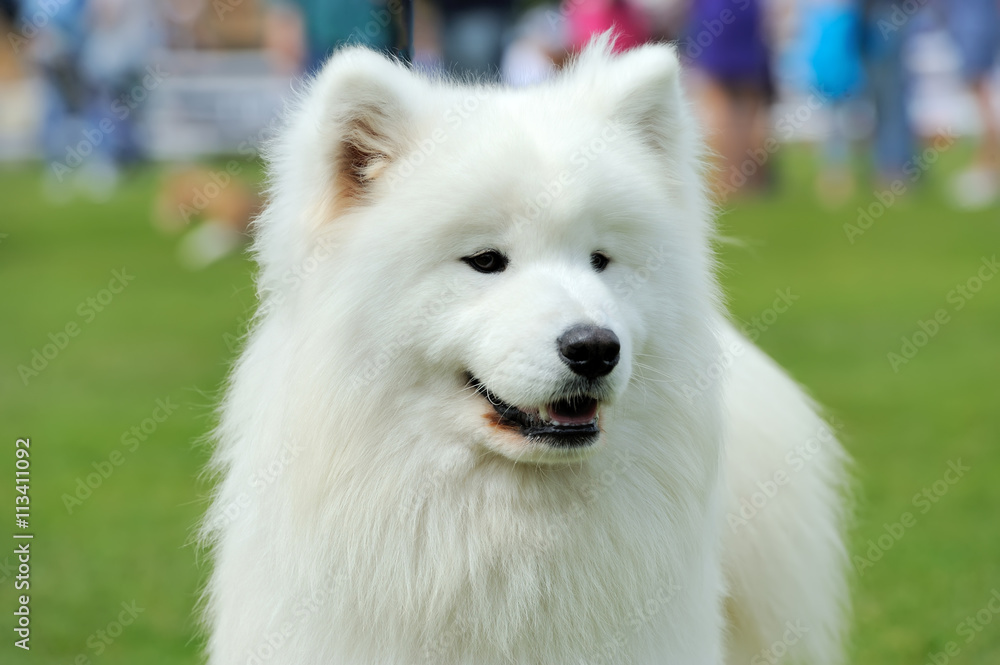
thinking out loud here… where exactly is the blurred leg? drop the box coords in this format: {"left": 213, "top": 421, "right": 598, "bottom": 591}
{"left": 869, "top": 52, "right": 912, "bottom": 183}
{"left": 971, "top": 77, "right": 999, "bottom": 172}
{"left": 738, "top": 86, "right": 771, "bottom": 192}
{"left": 816, "top": 101, "right": 855, "bottom": 207}
{"left": 945, "top": 0, "right": 999, "bottom": 207}
{"left": 697, "top": 76, "right": 738, "bottom": 198}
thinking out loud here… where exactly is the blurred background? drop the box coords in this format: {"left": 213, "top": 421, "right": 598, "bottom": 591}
{"left": 1, "top": 0, "right": 998, "bottom": 663}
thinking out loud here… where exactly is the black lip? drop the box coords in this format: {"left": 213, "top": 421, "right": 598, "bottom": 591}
{"left": 468, "top": 376, "right": 600, "bottom": 448}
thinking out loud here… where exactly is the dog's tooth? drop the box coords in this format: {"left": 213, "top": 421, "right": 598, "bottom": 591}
{"left": 538, "top": 405, "right": 550, "bottom": 422}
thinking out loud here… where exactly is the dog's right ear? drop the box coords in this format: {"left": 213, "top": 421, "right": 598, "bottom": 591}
{"left": 312, "top": 48, "right": 425, "bottom": 211}
{"left": 270, "top": 48, "right": 425, "bottom": 222}
{"left": 254, "top": 49, "right": 427, "bottom": 292}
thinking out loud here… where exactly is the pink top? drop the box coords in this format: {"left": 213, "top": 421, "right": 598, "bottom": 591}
{"left": 567, "top": 0, "right": 651, "bottom": 52}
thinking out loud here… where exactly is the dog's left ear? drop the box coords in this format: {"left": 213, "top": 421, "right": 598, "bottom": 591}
{"left": 571, "top": 39, "right": 692, "bottom": 158}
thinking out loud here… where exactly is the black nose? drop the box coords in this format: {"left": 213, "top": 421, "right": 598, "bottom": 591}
{"left": 557, "top": 324, "right": 620, "bottom": 379}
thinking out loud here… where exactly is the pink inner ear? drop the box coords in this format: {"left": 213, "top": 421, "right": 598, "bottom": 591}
{"left": 334, "top": 114, "right": 393, "bottom": 211}
{"left": 327, "top": 85, "right": 414, "bottom": 214}
{"left": 336, "top": 138, "right": 385, "bottom": 204}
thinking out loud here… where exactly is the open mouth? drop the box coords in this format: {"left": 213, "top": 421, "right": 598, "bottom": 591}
{"left": 468, "top": 376, "right": 601, "bottom": 447}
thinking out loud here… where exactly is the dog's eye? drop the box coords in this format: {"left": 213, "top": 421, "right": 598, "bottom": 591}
{"left": 590, "top": 252, "right": 610, "bottom": 273}
{"left": 463, "top": 250, "right": 508, "bottom": 274}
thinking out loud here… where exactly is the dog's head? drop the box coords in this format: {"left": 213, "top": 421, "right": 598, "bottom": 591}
{"left": 254, "top": 37, "right": 719, "bottom": 465}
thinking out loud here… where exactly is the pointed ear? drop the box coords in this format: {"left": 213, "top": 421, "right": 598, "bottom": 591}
{"left": 252, "top": 48, "right": 430, "bottom": 293}
{"left": 570, "top": 38, "right": 693, "bottom": 158}
{"left": 310, "top": 47, "right": 426, "bottom": 210}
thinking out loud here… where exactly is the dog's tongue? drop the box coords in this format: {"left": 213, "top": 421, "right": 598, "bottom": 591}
{"left": 547, "top": 397, "right": 599, "bottom": 425}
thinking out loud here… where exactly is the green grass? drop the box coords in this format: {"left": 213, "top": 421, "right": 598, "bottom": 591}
{"left": 1, "top": 144, "right": 998, "bottom": 664}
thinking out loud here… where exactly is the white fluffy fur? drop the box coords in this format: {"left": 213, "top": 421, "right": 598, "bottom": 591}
{"left": 202, "top": 39, "right": 850, "bottom": 665}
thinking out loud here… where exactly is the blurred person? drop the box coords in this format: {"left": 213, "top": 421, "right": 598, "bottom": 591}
{"left": 792, "top": 0, "right": 865, "bottom": 206}
{"left": 264, "top": 1, "right": 307, "bottom": 74}
{"left": 79, "top": 0, "right": 163, "bottom": 193}
{"left": 861, "top": 0, "right": 918, "bottom": 185}
{"left": 941, "top": 0, "right": 1000, "bottom": 209}
{"left": 265, "top": 0, "right": 409, "bottom": 74}
{"left": 22, "top": 0, "right": 89, "bottom": 200}
{"left": 633, "top": 0, "right": 691, "bottom": 42}
{"left": 501, "top": 6, "right": 569, "bottom": 86}
{"left": 683, "top": 0, "right": 775, "bottom": 199}
{"left": 565, "top": 0, "right": 652, "bottom": 53}
{"left": 505, "top": 0, "right": 655, "bottom": 87}
{"left": 160, "top": 0, "right": 208, "bottom": 49}
{"left": 24, "top": 0, "right": 161, "bottom": 201}
{"left": 436, "top": 0, "right": 514, "bottom": 79}
{"left": 412, "top": 0, "right": 444, "bottom": 71}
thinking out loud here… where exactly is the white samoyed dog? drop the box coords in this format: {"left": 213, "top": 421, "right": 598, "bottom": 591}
{"left": 202, "top": 38, "right": 851, "bottom": 665}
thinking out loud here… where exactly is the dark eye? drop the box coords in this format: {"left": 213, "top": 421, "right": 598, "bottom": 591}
{"left": 462, "top": 250, "right": 508, "bottom": 274}
{"left": 590, "top": 251, "right": 610, "bottom": 272}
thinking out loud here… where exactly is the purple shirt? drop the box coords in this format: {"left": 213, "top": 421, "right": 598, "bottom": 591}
{"left": 683, "top": 0, "right": 771, "bottom": 87}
